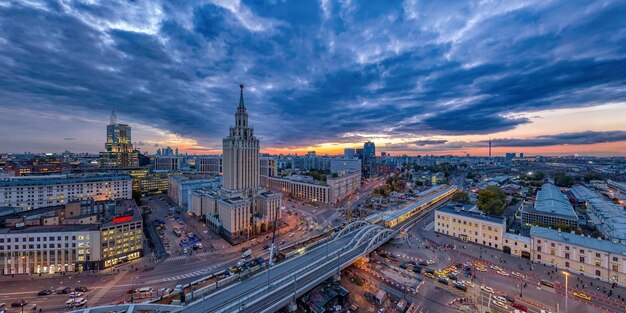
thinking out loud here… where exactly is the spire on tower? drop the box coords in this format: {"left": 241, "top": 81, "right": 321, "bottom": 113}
{"left": 238, "top": 84, "right": 245, "bottom": 109}
{"left": 110, "top": 109, "right": 117, "bottom": 125}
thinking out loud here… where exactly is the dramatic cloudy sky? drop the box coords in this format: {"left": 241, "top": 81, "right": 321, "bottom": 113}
{"left": 1, "top": 0, "right": 626, "bottom": 156}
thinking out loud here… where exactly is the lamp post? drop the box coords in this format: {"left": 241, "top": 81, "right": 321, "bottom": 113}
{"left": 562, "top": 271, "right": 569, "bottom": 313}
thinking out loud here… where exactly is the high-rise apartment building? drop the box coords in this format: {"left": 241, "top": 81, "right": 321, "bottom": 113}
{"left": 344, "top": 148, "right": 355, "bottom": 159}
{"left": 99, "top": 110, "right": 138, "bottom": 168}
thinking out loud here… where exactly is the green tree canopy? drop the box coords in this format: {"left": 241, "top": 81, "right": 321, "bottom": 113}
{"left": 554, "top": 173, "right": 576, "bottom": 187}
{"left": 477, "top": 186, "right": 506, "bottom": 216}
{"left": 583, "top": 172, "right": 604, "bottom": 182}
{"left": 450, "top": 191, "right": 470, "bottom": 203}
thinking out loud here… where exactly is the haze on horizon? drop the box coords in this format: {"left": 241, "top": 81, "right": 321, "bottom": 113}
{"left": 1, "top": 0, "right": 626, "bottom": 157}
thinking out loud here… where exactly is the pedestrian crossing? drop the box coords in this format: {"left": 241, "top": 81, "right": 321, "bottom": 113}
{"left": 163, "top": 251, "right": 216, "bottom": 263}
{"left": 161, "top": 265, "right": 221, "bottom": 282}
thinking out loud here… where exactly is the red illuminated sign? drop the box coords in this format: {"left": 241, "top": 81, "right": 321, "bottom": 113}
{"left": 112, "top": 216, "right": 133, "bottom": 223}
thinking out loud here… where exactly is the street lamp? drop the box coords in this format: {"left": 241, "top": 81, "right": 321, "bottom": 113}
{"left": 562, "top": 271, "right": 569, "bottom": 313}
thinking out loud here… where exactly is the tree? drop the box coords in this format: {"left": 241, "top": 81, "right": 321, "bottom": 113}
{"left": 583, "top": 172, "right": 603, "bottom": 182}
{"left": 450, "top": 191, "right": 470, "bottom": 203}
{"left": 554, "top": 173, "right": 575, "bottom": 187}
{"left": 477, "top": 186, "right": 506, "bottom": 216}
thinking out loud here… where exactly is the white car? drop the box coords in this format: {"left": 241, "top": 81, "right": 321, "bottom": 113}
{"left": 476, "top": 267, "right": 487, "bottom": 272}
{"left": 480, "top": 285, "right": 494, "bottom": 293}
{"left": 494, "top": 295, "right": 507, "bottom": 302}
{"left": 497, "top": 270, "right": 510, "bottom": 277}
{"left": 461, "top": 280, "right": 475, "bottom": 288}
{"left": 512, "top": 271, "right": 525, "bottom": 278}
{"left": 67, "top": 292, "right": 83, "bottom": 298}
{"left": 492, "top": 300, "right": 508, "bottom": 310}
{"left": 65, "top": 297, "right": 87, "bottom": 308}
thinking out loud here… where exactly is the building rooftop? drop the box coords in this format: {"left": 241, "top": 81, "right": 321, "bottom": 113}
{"left": 503, "top": 232, "right": 532, "bottom": 243}
{"left": 530, "top": 226, "right": 626, "bottom": 254}
{"left": 0, "top": 224, "right": 98, "bottom": 234}
{"left": 570, "top": 185, "right": 598, "bottom": 202}
{"left": 531, "top": 183, "right": 577, "bottom": 218}
{"left": 0, "top": 173, "right": 131, "bottom": 187}
{"left": 436, "top": 204, "right": 506, "bottom": 224}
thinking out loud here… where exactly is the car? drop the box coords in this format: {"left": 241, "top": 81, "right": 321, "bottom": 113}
{"left": 476, "top": 267, "right": 487, "bottom": 272}
{"left": 74, "top": 287, "right": 88, "bottom": 292}
{"left": 68, "top": 291, "right": 83, "bottom": 298}
{"left": 512, "top": 303, "right": 528, "bottom": 312}
{"left": 512, "top": 271, "right": 525, "bottom": 279}
{"left": 263, "top": 244, "right": 270, "bottom": 250}
{"left": 127, "top": 288, "right": 138, "bottom": 294}
{"left": 447, "top": 274, "right": 458, "bottom": 281}
{"left": 454, "top": 282, "right": 467, "bottom": 291}
{"left": 412, "top": 266, "right": 422, "bottom": 273}
{"left": 37, "top": 289, "right": 53, "bottom": 296}
{"left": 499, "top": 294, "right": 515, "bottom": 302}
{"left": 424, "top": 273, "right": 435, "bottom": 279}
{"left": 493, "top": 295, "right": 507, "bottom": 303}
{"left": 497, "top": 270, "right": 510, "bottom": 276}
{"left": 462, "top": 266, "right": 472, "bottom": 271}
{"left": 56, "top": 287, "right": 72, "bottom": 294}
{"left": 65, "top": 297, "right": 87, "bottom": 308}
{"left": 480, "top": 285, "right": 494, "bottom": 293}
{"left": 11, "top": 300, "right": 28, "bottom": 307}
{"left": 437, "top": 277, "right": 449, "bottom": 285}
{"left": 572, "top": 291, "right": 591, "bottom": 301}
{"left": 492, "top": 300, "right": 508, "bottom": 310}
{"left": 461, "top": 280, "right": 475, "bottom": 288}
{"left": 418, "top": 261, "right": 428, "bottom": 266}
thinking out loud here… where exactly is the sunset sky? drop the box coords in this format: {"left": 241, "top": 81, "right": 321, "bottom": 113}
{"left": 1, "top": 0, "right": 625, "bottom": 156}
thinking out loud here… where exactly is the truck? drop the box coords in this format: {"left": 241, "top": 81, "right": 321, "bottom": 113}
{"left": 242, "top": 249, "right": 252, "bottom": 259}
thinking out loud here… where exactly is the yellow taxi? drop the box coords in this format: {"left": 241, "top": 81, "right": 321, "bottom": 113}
{"left": 572, "top": 291, "right": 591, "bottom": 301}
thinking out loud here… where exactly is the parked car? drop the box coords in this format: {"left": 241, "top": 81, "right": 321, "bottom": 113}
{"left": 37, "top": 289, "right": 53, "bottom": 296}
{"left": 74, "top": 287, "right": 88, "bottom": 292}
{"left": 68, "top": 291, "right": 83, "bottom": 298}
{"left": 480, "top": 285, "right": 494, "bottom": 293}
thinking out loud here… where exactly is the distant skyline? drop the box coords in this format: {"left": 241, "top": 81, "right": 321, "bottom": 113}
{"left": 1, "top": 1, "right": 626, "bottom": 156}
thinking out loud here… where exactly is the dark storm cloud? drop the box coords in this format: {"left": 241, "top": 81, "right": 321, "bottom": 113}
{"left": 1, "top": 0, "right": 626, "bottom": 152}
{"left": 490, "top": 131, "right": 626, "bottom": 147}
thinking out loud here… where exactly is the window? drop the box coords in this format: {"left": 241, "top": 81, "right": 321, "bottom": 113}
{"left": 613, "top": 265, "right": 619, "bottom": 272}
{"left": 580, "top": 257, "right": 585, "bottom": 263}
{"left": 565, "top": 246, "right": 570, "bottom": 251}
{"left": 595, "top": 270, "right": 601, "bottom": 276}
{"left": 613, "top": 257, "right": 619, "bottom": 262}
{"left": 565, "top": 262, "right": 570, "bottom": 268}
{"left": 565, "top": 253, "right": 570, "bottom": 259}
{"left": 537, "top": 246, "right": 542, "bottom": 252}
{"left": 596, "top": 253, "right": 601, "bottom": 258}
{"left": 595, "top": 260, "right": 601, "bottom": 267}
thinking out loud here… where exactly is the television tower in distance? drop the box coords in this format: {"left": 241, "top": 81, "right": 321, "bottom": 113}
{"left": 488, "top": 137, "right": 492, "bottom": 157}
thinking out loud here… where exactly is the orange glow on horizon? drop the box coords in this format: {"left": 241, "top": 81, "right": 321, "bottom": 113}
{"left": 174, "top": 140, "right": 626, "bottom": 157}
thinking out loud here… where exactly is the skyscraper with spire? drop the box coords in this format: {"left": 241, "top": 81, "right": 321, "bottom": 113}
{"left": 204, "top": 85, "right": 282, "bottom": 244}
{"left": 99, "top": 109, "right": 139, "bottom": 167}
